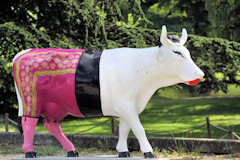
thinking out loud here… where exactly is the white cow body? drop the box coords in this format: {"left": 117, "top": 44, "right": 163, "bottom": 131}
{"left": 99, "top": 26, "right": 204, "bottom": 155}
{"left": 100, "top": 47, "right": 160, "bottom": 116}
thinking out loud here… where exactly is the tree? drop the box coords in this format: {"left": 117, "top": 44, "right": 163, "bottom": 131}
{"left": 0, "top": 22, "right": 61, "bottom": 114}
{"left": 143, "top": 0, "right": 210, "bottom": 35}
{"left": 0, "top": 0, "right": 239, "bottom": 115}
{"left": 186, "top": 35, "right": 240, "bottom": 93}
{"left": 0, "top": 0, "right": 148, "bottom": 114}
{"left": 205, "top": 0, "right": 240, "bottom": 42}
{"left": 175, "top": 0, "right": 210, "bottom": 36}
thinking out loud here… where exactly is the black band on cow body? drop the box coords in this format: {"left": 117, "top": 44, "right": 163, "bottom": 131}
{"left": 75, "top": 50, "right": 103, "bottom": 117}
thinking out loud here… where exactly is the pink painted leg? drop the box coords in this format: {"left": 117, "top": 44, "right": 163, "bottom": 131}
{"left": 44, "top": 119, "right": 75, "bottom": 152}
{"left": 22, "top": 117, "right": 39, "bottom": 153}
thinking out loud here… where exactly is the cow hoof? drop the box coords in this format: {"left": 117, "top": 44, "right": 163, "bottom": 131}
{"left": 67, "top": 150, "right": 79, "bottom": 157}
{"left": 118, "top": 151, "right": 131, "bottom": 157}
{"left": 144, "top": 152, "right": 157, "bottom": 158}
{"left": 25, "top": 152, "right": 37, "bottom": 158}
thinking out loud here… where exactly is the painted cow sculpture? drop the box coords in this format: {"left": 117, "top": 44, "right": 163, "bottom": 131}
{"left": 13, "top": 25, "right": 204, "bottom": 158}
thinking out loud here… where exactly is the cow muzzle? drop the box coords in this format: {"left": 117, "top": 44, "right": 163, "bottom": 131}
{"left": 185, "top": 78, "right": 201, "bottom": 86}
{"left": 184, "top": 67, "right": 204, "bottom": 86}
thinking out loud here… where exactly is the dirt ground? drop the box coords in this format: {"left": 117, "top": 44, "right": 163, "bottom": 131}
{"left": 0, "top": 154, "right": 24, "bottom": 160}
{"left": 1, "top": 154, "right": 240, "bottom": 160}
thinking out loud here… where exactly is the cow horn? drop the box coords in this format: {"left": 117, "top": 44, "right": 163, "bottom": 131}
{"left": 160, "top": 25, "right": 172, "bottom": 46}
{"left": 180, "top": 28, "right": 187, "bottom": 45}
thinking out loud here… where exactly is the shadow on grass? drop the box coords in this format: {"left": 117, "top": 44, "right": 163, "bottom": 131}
{"left": 145, "top": 97, "right": 240, "bottom": 115}
{"left": 140, "top": 96, "right": 240, "bottom": 138}
{"left": 36, "top": 117, "right": 112, "bottom": 135}
{"left": 36, "top": 96, "right": 240, "bottom": 139}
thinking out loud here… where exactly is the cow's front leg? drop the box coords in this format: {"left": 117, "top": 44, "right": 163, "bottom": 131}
{"left": 114, "top": 104, "right": 156, "bottom": 158}
{"left": 44, "top": 119, "right": 78, "bottom": 157}
{"left": 128, "top": 116, "right": 156, "bottom": 158}
{"left": 22, "top": 116, "right": 39, "bottom": 158}
{"left": 116, "top": 118, "right": 131, "bottom": 157}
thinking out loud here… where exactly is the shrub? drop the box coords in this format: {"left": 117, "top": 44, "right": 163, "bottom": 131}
{"left": 0, "top": 22, "right": 239, "bottom": 114}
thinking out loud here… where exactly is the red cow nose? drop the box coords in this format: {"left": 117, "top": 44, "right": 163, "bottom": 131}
{"left": 185, "top": 78, "right": 201, "bottom": 86}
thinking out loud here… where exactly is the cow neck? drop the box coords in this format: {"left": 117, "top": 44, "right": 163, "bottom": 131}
{"left": 133, "top": 47, "right": 164, "bottom": 113}
{"left": 135, "top": 46, "right": 180, "bottom": 114}
{"left": 136, "top": 47, "right": 178, "bottom": 90}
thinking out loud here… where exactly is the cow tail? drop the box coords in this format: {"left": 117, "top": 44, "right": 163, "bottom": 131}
{"left": 18, "top": 116, "right": 23, "bottom": 135}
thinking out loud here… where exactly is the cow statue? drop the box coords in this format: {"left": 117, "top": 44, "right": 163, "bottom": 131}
{"left": 13, "top": 25, "right": 204, "bottom": 158}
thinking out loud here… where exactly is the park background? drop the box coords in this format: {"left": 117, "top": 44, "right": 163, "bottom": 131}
{"left": 0, "top": 0, "right": 240, "bottom": 140}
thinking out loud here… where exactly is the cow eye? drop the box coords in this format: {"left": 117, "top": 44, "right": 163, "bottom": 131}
{"left": 173, "top": 51, "right": 184, "bottom": 58}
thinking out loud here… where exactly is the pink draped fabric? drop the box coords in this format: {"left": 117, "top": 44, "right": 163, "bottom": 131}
{"left": 13, "top": 48, "right": 85, "bottom": 118}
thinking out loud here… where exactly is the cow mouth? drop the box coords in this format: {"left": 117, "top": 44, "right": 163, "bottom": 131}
{"left": 185, "top": 78, "right": 201, "bottom": 86}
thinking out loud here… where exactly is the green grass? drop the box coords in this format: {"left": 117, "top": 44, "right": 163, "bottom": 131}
{"left": 35, "top": 117, "right": 112, "bottom": 135}
{"left": 32, "top": 96, "right": 240, "bottom": 139}
{"left": 2, "top": 144, "right": 240, "bottom": 160}
{"left": 1, "top": 84, "right": 240, "bottom": 139}
{"left": 157, "top": 84, "right": 240, "bottom": 99}
{"left": 141, "top": 96, "right": 240, "bottom": 139}
{"left": 214, "top": 84, "right": 240, "bottom": 96}
{"left": 0, "top": 122, "right": 17, "bottom": 132}
{"left": 0, "top": 144, "right": 196, "bottom": 158}
{"left": 0, "top": 143, "right": 207, "bottom": 158}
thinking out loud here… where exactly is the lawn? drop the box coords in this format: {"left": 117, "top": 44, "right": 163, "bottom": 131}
{"left": 1, "top": 84, "right": 240, "bottom": 139}
{"left": 141, "top": 96, "right": 240, "bottom": 139}
{"left": 2, "top": 144, "right": 240, "bottom": 160}
{"left": 32, "top": 96, "right": 240, "bottom": 139}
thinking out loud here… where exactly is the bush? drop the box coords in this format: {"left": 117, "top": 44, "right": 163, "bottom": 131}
{"left": 108, "top": 26, "right": 240, "bottom": 94}
{"left": 0, "top": 22, "right": 75, "bottom": 114}
{"left": 1, "top": 22, "right": 240, "bottom": 114}
{"left": 187, "top": 35, "right": 240, "bottom": 93}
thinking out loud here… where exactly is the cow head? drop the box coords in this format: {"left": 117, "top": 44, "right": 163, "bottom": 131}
{"left": 157, "top": 25, "right": 204, "bottom": 86}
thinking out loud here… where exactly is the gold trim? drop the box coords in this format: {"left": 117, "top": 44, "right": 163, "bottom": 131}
{"left": 16, "top": 51, "right": 52, "bottom": 115}
{"left": 31, "top": 69, "right": 76, "bottom": 117}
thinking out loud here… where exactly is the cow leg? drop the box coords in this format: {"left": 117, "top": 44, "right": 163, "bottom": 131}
{"left": 116, "top": 118, "right": 131, "bottom": 157}
{"left": 22, "top": 116, "right": 38, "bottom": 158}
{"left": 115, "top": 105, "right": 156, "bottom": 158}
{"left": 127, "top": 116, "right": 156, "bottom": 158}
{"left": 43, "top": 119, "right": 78, "bottom": 157}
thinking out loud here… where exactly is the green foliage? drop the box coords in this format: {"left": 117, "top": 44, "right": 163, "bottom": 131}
{"left": 0, "top": 0, "right": 149, "bottom": 113}
{"left": 205, "top": 0, "right": 240, "bottom": 42}
{"left": 108, "top": 26, "right": 240, "bottom": 94}
{"left": 0, "top": 22, "right": 64, "bottom": 113}
{"left": 174, "top": 0, "right": 209, "bottom": 35}
{"left": 143, "top": 0, "right": 209, "bottom": 36}
{"left": 107, "top": 25, "right": 160, "bottom": 48}
{"left": 30, "top": 0, "right": 111, "bottom": 49}
{"left": 186, "top": 35, "right": 240, "bottom": 93}
{"left": 0, "top": 0, "right": 240, "bottom": 115}
{"left": 117, "top": 0, "right": 151, "bottom": 27}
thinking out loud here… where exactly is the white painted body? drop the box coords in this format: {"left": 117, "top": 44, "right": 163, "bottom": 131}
{"left": 13, "top": 49, "right": 31, "bottom": 117}
{"left": 99, "top": 26, "right": 204, "bottom": 153}
{"left": 100, "top": 47, "right": 160, "bottom": 116}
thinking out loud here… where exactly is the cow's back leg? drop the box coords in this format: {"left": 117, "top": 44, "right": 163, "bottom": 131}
{"left": 116, "top": 118, "right": 131, "bottom": 157}
{"left": 43, "top": 119, "right": 78, "bottom": 157}
{"left": 22, "top": 116, "right": 38, "bottom": 158}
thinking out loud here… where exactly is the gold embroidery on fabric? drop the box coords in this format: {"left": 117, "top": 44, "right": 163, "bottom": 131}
{"left": 16, "top": 51, "right": 51, "bottom": 115}
{"left": 31, "top": 69, "right": 76, "bottom": 117}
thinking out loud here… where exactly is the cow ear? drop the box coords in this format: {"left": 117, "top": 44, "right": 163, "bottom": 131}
{"left": 180, "top": 28, "right": 187, "bottom": 45}
{"left": 160, "top": 25, "right": 171, "bottom": 46}
{"left": 156, "top": 48, "right": 163, "bottom": 62}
